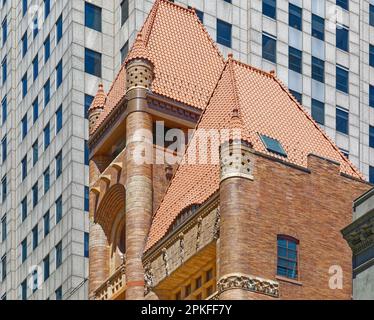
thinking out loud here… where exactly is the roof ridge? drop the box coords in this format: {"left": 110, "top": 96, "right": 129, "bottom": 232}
{"left": 271, "top": 71, "right": 363, "bottom": 179}
{"left": 227, "top": 54, "right": 244, "bottom": 129}
{"left": 142, "top": 0, "right": 161, "bottom": 45}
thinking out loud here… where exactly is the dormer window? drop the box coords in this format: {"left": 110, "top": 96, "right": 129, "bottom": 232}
{"left": 260, "top": 134, "right": 287, "bottom": 157}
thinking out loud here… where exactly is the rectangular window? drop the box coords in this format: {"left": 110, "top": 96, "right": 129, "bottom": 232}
{"left": 22, "top": 115, "right": 27, "bottom": 140}
{"left": 56, "top": 60, "right": 63, "bottom": 88}
{"left": 56, "top": 105, "right": 62, "bottom": 133}
{"left": 21, "top": 197, "right": 27, "bottom": 222}
{"left": 85, "top": 140, "right": 89, "bottom": 165}
{"left": 44, "top": 36, "right": 50, "bottom": 62}
{"left": 22, "top": 0, "right": 27, "bottom": 16}
{"left": 56, "top": 15, "right": 63, "bottom": 44}
{"left": 21, "top": 280, "right": 27, "bottom": 300}
{"left": 1, "top": 255, "right": 6, "bottom": 281}
{"left": 56, "top": 151, "right": 62, "bottom": 179}
{"left": 44, "top": 123, "right": 50, "bottom": 150}
{"left": 262, "top": 33, "right": 276, "bottom": 63}
{"left": 370, "top": 45, "right": 374, "bottom": 68}
{"left": 32, "top": 54, "right": 38, "bottom": 81}
{"left": 84, "top": 186, "right": 89, "bottom": 212}
{"left": 33, "top": 98, "right": 38, "bottom": 123}
{"left": 85, "top": 2, "right": 102, "bottom": 32}
{"left": 370, "top": 126, "right": 374, "bottom": 149}
{"left": 336, "top": 65, "right": 349, "bottom": 93}
{"left": 2, "top": 176, "right": 7, "bottom": 202}
{"left": 56, "top": 241, "right": 62, "bottom": 268}
{"left": 44, "top": 0, "right": 50, "bottom": 19}
{"left": 44, "top": 211, "right": 50, "bottom": 237}
{"left": 311, "top": 99, "right": 325, "bottom": 125}
{"left": 2, "top": 96, "right": 7, "bottom": 124}
{"left": 263, "top": 0, "right": 276, "bottom": 19}
{"left": 121, "top": 41, "right": 129, "bottom": 63}
{"left": 22, "top": 73, "right": 27, "bottom": 98}
{"left": 1, "top": 136, "right": 6, "bottom": 163}
{"left": 21, "top": 238, "right": 27, "bottom": 263}
{"left": 121, "top": 0, "right": 129, "bottom": 26}
{"left": 22, "top": 32, "right": 27, "bottom": 57}
{"left": 2, "top": 16, "right": 7, "bottom": 45}
{"left": 84, "top": 232, "right": 89, "bottom": 258}
{"left": 33, "top": 16, "right": 38, "bottom": 39}
{"left": 85, "top": 48, "right": 102, "bottom": 77}
{"left": 21, "top": 156, "right": 27, "bottom": 181}
{"left": 336, "top": 107, "right": 349, "bottom": 135}
{"left": 217, "top": 19, "right": 232, "bottom": 48}
{"left": 370, "top": 85, "right": 374, "bottom": 108}
{"left": 84, "top": 94, "right": 94, "bottom": 119}
{"left": 336, "top": 0, "right": 348, "bottom": 11}
{"left": 43, "top": 255, "right": 50, "bottom": 281}
{"left": 312, "top": 14, "right": 325, "bottom": 41}
{"left": 32, "top": 225, "right": 38, "bottom": 250}
{"left": 1, "top": 215, "right": 6, "bottom": 242}
{"left": 277, "top": 236, "right": 299, "bottom": 279}
{"left": 56, "top": 196, "right": 62, "bottom": 223}
{"left": 336, "top": 25, "right": 349, "bottom": 52}
{"left": 289, "top": 3, "right": 302, "bottom": 31}
{"left": 371, "top": 5, "right": 374, "bottom": 27}
{"left": 44, "top": 167, "right": 50, "bottom": 193}
{"left": 370, "top": 166, "right": 374, "bottom": 184}
{"left": 312, "top": 56, "right": 324, "bottom": 83}
{"left": 289, "top": 89, "right": 302, "bottom": 104}
{"left": 44, "top": 78, "right": 50, "bottom": 107}
{"left": 32, "top": 182, "right": 38, "bottom": 208}
{"left": 288, "top": 47, "right": 302, "bottom": 74}
{"left": 55, "top": 286, "right": 62, "bottom": 300}
{"left": 32, "top": 140, "right": 38, "bottom": 166}
{"left": 2, "top": 57, "right": 6, "bottom": 84}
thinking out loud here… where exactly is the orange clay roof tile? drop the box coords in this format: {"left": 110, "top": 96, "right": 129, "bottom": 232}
{"left": 145, "top": 58, "right": 364, "bottom": 252}
{"left": 91, "top": 0, "right": 225, "bottom": 134}
{"left": 88, "top": 83, "right": 106, "bottom": 112}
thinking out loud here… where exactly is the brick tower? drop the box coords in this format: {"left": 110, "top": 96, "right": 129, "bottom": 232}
{"left": 124, "top": 34, "right": 155, "bottom": 300}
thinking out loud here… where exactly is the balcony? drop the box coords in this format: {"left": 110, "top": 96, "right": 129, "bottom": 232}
{"left": 93, "top": 264, "right": 126, "bottom": 300}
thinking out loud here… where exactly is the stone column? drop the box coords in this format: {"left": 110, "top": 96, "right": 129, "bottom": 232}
{"left": 218, "top": 140, "right": 254, "bottom": 300}
{"left": 125, "top": 57, "right": 154, "bottom": 300}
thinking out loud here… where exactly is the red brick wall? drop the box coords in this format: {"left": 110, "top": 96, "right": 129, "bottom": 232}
{"left": 219, "top": 153, "right": 370, "bottom": 300}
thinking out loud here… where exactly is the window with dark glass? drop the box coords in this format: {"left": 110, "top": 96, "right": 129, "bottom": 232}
{"left": 370, "top": 166, "right": 374, "bottom": 184}
{"left": 336, "top": 25, "right": 349, "bottom": 52}
{"left": 84, "top": 94, "right": 94, "bottom": 119}
{"left": 44, "top": 123, "right": 50, "bottom": 150}
{"left": 1, "top": 96, "right": 6, "bottom": 125}
{"left": 262, "top": 33, "right": 276, "bottom": 63}
{"left": 55, "top": 286, "right": 62, "bottom": 300}
{"left": 32, "top": 182, "right": 38, "bottom": 208}
{"left": 21, "top": 156, "right": 27, "bottom": 181}
{"left": 288, "top": 46, "right": 302, "bottom": 74}
{"left": 56, "top": 105, "right": 62, "bottom": 133}
{"left": 217, "top": 19, "right": 232, "bottom": 48}
{"left": 33, "top": 16, "right": 38, "bottom": 39}
{"left": 56, "top": 241, "right": 62, "bottom": 268}
{"left": 44, "top": 35, "right": 50, "bottom": 62}
{"left": 43, "top": 255, "right": 49, "bottom": 280}
{"left": 22, "top": 0, "right": 27, "bottom": 16}
{"left": 2, "top": 57, "right": 6, "bottom": 84}
{"left": 121, "top": 41, "right": 129, "bottom": 63}
{"left": 2, "top": 16, "right": 7, "bottom": 45}
{"left": 84, "top": 140, "right": 89, "bottom": 165}
{"left": 22, "top": 73, "right": 27, "bottom": 98}
{"left": 336, "top": 65, "right": 349, "bottom": 93}
{"left": 44, "top": 167, "right": 50, "bottom": 193}
{"left": 21, "top": 114, "right": 27, "bottom": 140}
{"left": 289, "top": 3, "right": 302, "bottom": 31}
{"left": 371, "top": 5, "right": 374, "bottom": 27}
{"left": 1, "top": 135, "right": 6, "bottom": 163}
{"left": 33, "top": 54, "right": 38, "bottom": 81}
{"left": 1, "top": 214, "right": 6, "bottom": 242}
{"left": 263, "top": 0, "right": 276, "bottom": 19}
{"left": 2, "top": 176, "right": 7, "bottom": 202}
{"left": 312, "top": 14, "right": 324, "bottom": 40}
{"left": 336, "top": 107, "right": 349, "bottom": 134}
{"left": 312, "top": 56, "right": 324, "bottom": 83}
{"left": 44, "top": 211, "right": 50, "bottom": 237}
{"left": 56, "top": 151, "right": 62, "bottom": 178}
{"left": 370, "top": 85, "right": 374, "bottom": 108}
{"left": 21, "top": 237, "right": 27, "bottom": 263}
{"left": 56, "top": 59, "right": 63, "bottom": 88}
{"left": 44, "top": 78, "right": 50, "bottom": 107}
{"left": 85, "top": 2, "right": 102, "bottom": 32}
{"left": 56, "top": 196, "right": 62, "bottom": 223}
{"left": 84, "top": 186, "right": 89, "bottom": 212}
{"left": 260, "top": 134, "right": 287, "bottom": 157}
{"left": 84, "top": 232, "right": 89, "bottom": 258}
{"left": 21, "top": 279, "right": 27, "bottom": 300}
{"left": 44, "top": 0, "right": 50, "bottom": 19}
{"left": 32, "top": 139, "right": 38, "bottom": 165}
{"left": 85, "top": 48, "right": 102, "bottom": 77}
{"left": 370, "top": 44, "right": 374, "bottom": 67}
{"left": 289, "top": 89, "right": 302, "bottom": 104}
{"left": 370, "top": 126, "right": 374, "bottom": 148}
{"left": 22, "top": 32, "right": 27, "bottom": 57}
{"left": 32, "top": 225, "right": 38, "bottom": 250}
{"left": 336, "top": 0, "right": 348, "bottom": 11}
{"left": 311, "top": 99, "right": 325, "bottom": 125}
{"left": 56, "top": 15, "right": 62, "bottom": 44}
{"left": 1, "top": 254, "right": 6, "bottom": 281}
{"left": 121, "top": 0, "right": 129, "bottom": 26}
{"left": 277, "top": 235, "right": 299, "bottom": 279}
{"left": 21, "top": 197, "right": 27, "bottom": 222}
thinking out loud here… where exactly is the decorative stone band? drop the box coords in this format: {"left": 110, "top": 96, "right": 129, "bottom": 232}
{"left": 342, "top": 214, "right": 374, "bottom": 254}
{"left": 217, "top": 273, "right": 279, "bottom": 298}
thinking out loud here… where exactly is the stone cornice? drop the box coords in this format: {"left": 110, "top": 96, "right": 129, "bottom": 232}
{"left": 342, "top": 210, "right": 374, "bottom": 254}
{"left": 143, "top": 192, "right": 219, "bottom": 264}
{"left": 217, "top": 273, "right": 279, "bottom": 298}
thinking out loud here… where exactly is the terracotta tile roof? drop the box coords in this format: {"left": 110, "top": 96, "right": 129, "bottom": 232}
{"left": 91, "top": 0, "right": 225, "bottom": 134}
{"left": 145, "top": 58, "right": 363, "bottom": 252}
{"left": 89, "top": 83, "right": 106, "bottom": 112}
{"left": 125, "top": 33, "right": 154, "bottom": 66}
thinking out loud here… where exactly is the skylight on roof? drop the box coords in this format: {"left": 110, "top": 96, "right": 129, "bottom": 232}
{"left": 260, "top": 134, "right": 287, "bottom": 157}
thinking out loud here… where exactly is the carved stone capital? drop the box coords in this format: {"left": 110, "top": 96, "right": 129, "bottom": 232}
{"left": 217, "top": 273, "right": 279, "bottom": 298}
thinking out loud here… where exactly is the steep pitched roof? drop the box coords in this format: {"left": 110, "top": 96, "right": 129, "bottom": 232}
{"left": 145, "top": 58, "right": 363, "bottom": 252}
{"left": 89, "top": 83, "right": 106, "bottom": 112}
{"left": 91, "top": 0, "right": 225, "bottom": 134}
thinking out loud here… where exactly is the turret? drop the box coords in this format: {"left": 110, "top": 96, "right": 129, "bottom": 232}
{"left": 88, "top": 83, "right": 106, "bottom": 136}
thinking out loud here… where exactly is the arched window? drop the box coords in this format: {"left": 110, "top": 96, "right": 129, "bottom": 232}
{"left": 277, "top": 235, "right": 299, "bottom": 280}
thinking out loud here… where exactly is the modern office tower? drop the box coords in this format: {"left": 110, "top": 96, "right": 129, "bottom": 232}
{"left": 0, "top": 0, "right": 373, "bottom": 301}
